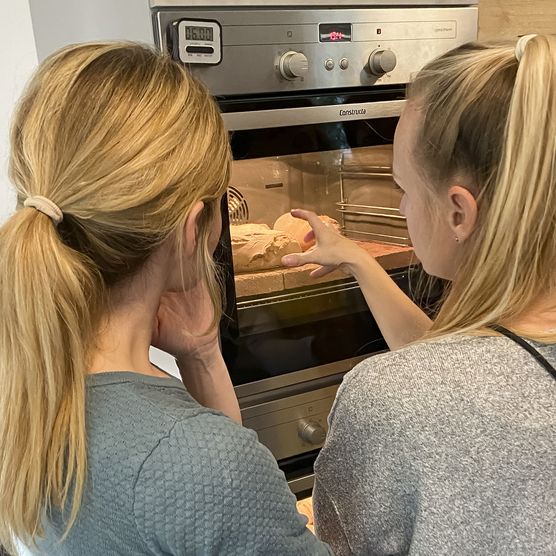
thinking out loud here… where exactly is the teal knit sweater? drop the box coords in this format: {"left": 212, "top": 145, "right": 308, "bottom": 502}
{"left": 35, "top": 372, "right": 331, "bottom": 555}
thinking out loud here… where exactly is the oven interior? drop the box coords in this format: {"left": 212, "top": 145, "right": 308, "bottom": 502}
{"left": 220, "top": 118, "right": 417, "bottom": 388}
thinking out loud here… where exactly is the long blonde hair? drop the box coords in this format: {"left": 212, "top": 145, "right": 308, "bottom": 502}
{"left": 408, "top": 35, "right": 556, "bottom": 341}
{"left": 0, "top": 42, "right": 231, "bottom": 551}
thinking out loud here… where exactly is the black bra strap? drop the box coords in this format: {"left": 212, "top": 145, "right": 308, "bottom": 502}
{"left": 492, "top": 325, "right": 556, "bottom": 381}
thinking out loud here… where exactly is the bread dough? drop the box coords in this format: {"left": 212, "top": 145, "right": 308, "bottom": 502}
{"left": 231, "top": 223, "right": 301, "bottom": 273}
{"left": 273, "top": 213, "right": 340, "bottom": 251}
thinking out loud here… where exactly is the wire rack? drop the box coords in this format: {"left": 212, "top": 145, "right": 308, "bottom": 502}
{"left": 337, "top": 152, "right": 410, "bottom": 246}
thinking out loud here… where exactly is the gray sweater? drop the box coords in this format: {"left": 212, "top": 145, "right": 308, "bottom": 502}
{"left": 37, "top": 372, "right": 331, "bottom": 555}
{"left": 313, "top": 335, "right": 556, "bottom": 555}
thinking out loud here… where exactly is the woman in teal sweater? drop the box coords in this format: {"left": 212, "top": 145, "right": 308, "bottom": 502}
{"left": 0, "top": 42, "right": 330, "bottom": 556}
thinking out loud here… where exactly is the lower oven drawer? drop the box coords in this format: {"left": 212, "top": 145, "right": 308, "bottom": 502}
{"left": 241, "top": 382, "right": 340, "bottom": 462}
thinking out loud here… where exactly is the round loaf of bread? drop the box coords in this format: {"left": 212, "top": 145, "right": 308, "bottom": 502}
{"left": 230, "top": 223, "right": 302, "bottom": 273}
{"left": 274, "top": 212, "right": 340, "bottom": 251}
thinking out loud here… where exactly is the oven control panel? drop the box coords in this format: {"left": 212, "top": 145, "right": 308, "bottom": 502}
{"left": 299, "top": 420, "right": 327, "bottom": 445}
{"left": 154, "top": 6, "right": 478, "bottom": 96}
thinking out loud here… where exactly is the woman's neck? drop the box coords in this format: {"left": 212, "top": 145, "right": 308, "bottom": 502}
{"left": 89, "top": 273, "right": 168, "bottom": 378}
{"left": 507, "top": 295, "right": 556, "bottom": 338}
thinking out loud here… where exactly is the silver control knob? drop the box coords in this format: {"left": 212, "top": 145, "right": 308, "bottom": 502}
{"left": 298, "top": 420, "right": 326, "bottom": 445}
{"left": 368, "top": 49, "right": 397, "bottom": 76}
{"left": 279, "top": 51, "right": 309, "bottom": 80}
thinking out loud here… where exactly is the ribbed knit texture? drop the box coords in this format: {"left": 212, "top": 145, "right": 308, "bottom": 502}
{"left": 313, "top": 335, "right": 556, "bottom": 555}
{"left": 36, "top": 372, "right": 331, "bottom": 555}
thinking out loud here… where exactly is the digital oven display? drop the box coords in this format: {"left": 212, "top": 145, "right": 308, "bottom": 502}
{"left": 319, "top": 23, "right": 352, "bottom": 43}
{"left": 185, "top": 25, "right": 214, "bottom": 42}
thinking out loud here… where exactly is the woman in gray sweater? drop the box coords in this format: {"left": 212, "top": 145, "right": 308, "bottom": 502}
{"left": 283, "top": 35, "right": 556, "bottom": 554}
{"left": 0, "top": 42, "right": 330, "bottom": 555}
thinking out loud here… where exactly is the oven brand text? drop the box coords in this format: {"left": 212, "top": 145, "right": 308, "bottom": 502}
{"left": 339, "top": 108, "right": 367, "bottom": 116}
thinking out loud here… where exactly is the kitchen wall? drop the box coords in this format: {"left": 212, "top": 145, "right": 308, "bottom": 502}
{"left": 479, "top": 0, "right": 556, "bottom": 40}
{"left": 0, "top": 0, "right": 37, "bottom": 223}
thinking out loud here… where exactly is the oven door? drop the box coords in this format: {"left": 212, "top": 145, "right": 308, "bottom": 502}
{"left": 217, "top": 87, "right": 413, "bottom": 390}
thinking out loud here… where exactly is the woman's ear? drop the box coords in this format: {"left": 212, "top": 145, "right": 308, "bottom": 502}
{"left": 447, "top": 185, "right": 478, "bottom": 242}
{"left": 183, "top": 201, "right": 205, "bottom": 257}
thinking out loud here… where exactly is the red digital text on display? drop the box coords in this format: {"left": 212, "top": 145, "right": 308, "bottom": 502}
{"left": 328, "top": 31, "right": 345, "bottom": 41}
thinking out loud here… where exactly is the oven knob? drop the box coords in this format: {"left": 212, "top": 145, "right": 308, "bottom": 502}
{"left": 279, "top": 51, "right": 309, "bottom": 80}
{"left": 368, "top": 49, "right": 397, "bottom": 76}
{"left": 298, "top": 420, "right": 326, "bottom": 445}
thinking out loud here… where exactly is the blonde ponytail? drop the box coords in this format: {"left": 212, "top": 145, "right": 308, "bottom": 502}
{"left": 0, "top": 211, "right": 101, "bottom": 551}
{"left": 0, "top": 42, "right": 231, "bottom": 551}
{"left": 408, "top": 35, "right": 556, "bottom": 341}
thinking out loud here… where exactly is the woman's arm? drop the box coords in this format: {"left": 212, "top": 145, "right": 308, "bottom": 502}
{"left": 282, "top": 209, "right": 432, "bottom": 350}
{"left": 176, "top": 343, "right": 241, "bottom": 424}
{"left": 347, "top": 252, "right": 432, "bottom": 350}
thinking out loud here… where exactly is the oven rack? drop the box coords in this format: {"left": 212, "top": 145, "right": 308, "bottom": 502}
{"left": 336, "top": 201, "right": 405, "bottom": 219}
{"left": 338, "top": 155, "right": 410, "bottom": 245}
{"left": 335, "top": 201, "right": 410, "bottom": 246}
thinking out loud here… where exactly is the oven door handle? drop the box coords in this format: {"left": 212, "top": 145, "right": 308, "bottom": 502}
{"left": 221, "top": 99, "right": 405, "bottom": 131}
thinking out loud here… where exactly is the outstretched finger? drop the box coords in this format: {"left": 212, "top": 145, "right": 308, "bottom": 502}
{"left": 282, "top": 249, "right": 322, "bottom": 268}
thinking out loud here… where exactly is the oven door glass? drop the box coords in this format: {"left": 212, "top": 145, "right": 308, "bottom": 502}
{"left": 217, "top": 88, "right": 414, "bottom": 385}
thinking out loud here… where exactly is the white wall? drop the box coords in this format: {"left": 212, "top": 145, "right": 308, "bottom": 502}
{"left": 0, "top": 0, "right": 38, "bottom": 222}
{"left": 29, "top": 0, "right": 153, "bottom": 62}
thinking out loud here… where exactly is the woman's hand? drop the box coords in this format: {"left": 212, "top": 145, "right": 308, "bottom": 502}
{"left": 152, "top": 281, "right": 242, "bottom": 424}
{"left": 281, "top": 209, "right": 432, "bottom": 350}
{"left": 281, "top": 209, "right": 369, "bottom": 278}
{"left": 152, "top": 281, "right": 218, "bottom": 362}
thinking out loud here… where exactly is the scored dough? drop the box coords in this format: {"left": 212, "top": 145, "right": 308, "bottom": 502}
{"left": 230, "top": 223, "right": 302, "bottom": 273}
{"left": 273, "top": 213, "right": 340, "bottom": 251}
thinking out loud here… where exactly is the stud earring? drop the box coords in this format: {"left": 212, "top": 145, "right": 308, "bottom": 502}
{"left": 455, "top": 236, "right": 460, "bottom": 243}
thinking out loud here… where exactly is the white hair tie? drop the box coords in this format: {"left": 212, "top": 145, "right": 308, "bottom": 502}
{"left": 515, "top": 34, "right": 537, "bottom": 63}
{"left": 24, "top": 196, "right": 64, "bottom": 225}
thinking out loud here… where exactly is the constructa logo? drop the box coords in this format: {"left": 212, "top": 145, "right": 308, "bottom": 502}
{"left": 339, "top": 107, "right": 367, "bottom": 116}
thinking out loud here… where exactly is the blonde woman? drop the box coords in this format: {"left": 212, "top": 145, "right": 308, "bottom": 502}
{"left": 283, "top": 35, "right": 556, "bottom": 554}
{"left": 0, "top": 43, "right": 331, "bottom": 555}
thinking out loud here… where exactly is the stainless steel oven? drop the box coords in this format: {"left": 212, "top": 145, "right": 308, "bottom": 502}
{"left": 152, "top": 0, "right": 478, "bottom": 494}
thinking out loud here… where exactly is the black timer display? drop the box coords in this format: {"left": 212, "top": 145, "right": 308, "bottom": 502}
{"left": 185, "top": 26, "right": 214, "bottom": 42}
{"left": 319, "top": 23, "right": 352, "bottom": 43}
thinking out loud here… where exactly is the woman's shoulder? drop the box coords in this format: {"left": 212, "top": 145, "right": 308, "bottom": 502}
{"left": 349, "top": 334, "right": 500, "bottom": 383}
{"left": 336, "top": 334, "right": 555, "bottom": 421}
{"left": 133, "top": 392, "right": 282, "bottom": 486}
{"left": 163, "top": 405, "right": 264, "bottom": 457}
{"left": 339, "top": 335, "right": 540, "bottom": 410}
{"left": 86, "top": 373, "right": 269, "bottom": 479}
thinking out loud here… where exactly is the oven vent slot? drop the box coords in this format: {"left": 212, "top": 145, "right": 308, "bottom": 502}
{"left": 228, "top": 186, "right": 249, "bottom": 224}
